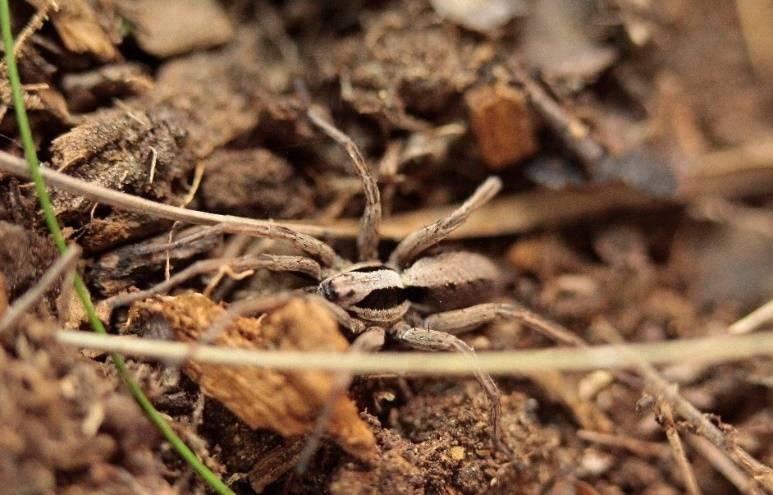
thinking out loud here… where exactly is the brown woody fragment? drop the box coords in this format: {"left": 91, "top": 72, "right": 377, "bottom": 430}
{"left": 128, "top": 294, "right": 377, "bottom": 462}
{"left": 465, "top": 83, "right": 538, "bottom": 169}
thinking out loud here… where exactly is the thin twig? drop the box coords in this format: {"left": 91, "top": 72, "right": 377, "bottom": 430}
{"left": 597, "top": 322, "right": 773, "bottom": 492}
{"left": 0, "top": 151, "right": 338, "bottom": 264}
{"left": 2, "top": 144, "right": 773, "bottom": 244}
{"left": 0, "top": 245, "right": 80, "bottom": 333}
{"left": 14, "top": 0, "right": 56, "bottom": 55}
{"left": 657, "top": 399, "right": 702, "bottom": 495}
{"left": 728, "top": 298, "right": 773, "bottom": 334}
{"left": 577, "top": 429, "right": 670, "bottom": 459}
{"left": 509, "top": 63, "right": 606, "bottom": 173}
{"left": 688, "top": 434, "right": 764, "bottom": 495}
{"left": 54, "top": 330, "right": 773, "bottom": 375}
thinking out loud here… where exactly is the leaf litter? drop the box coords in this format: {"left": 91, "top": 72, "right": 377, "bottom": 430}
{"left": 0, "top": 0, "right": 772, "bottom": 493}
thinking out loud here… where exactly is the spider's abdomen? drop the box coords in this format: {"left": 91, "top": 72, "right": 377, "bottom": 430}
{"left": 319, "top": 265, "right": 410, "bottom": 323}
{"left": 402, "top": 251, "right": 501, "bottom": 312}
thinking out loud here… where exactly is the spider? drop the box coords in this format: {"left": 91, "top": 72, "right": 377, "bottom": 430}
{"left": 272, "top": 107, "right": 516, "bottom": 452}
{"left": 146, "top": 105, "right": 573, "bottom": 459}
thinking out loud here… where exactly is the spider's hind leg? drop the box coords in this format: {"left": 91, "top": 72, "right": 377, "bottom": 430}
{"left": 390, "top": 322, "right": 505, "bottom": 453}
{"left": 425, "top": 302, "right": 586, "bottom": 347}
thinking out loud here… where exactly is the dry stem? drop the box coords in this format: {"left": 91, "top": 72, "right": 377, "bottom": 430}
{"left": 0, "top": 245, "right": 80, "bottom": 333}
{"left": 54, "top": 330, "right": 773, "bottom": 375}
{"left": 597, "top": 321, "right": 773, "bottom": 492}
{"left": 657, "top": 399, "right": 702, "bottom": 495}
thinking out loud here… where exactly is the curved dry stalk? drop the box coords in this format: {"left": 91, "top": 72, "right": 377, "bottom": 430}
{"left": 308, "top": 107, "right": 381, "bottom": 261}
{"left": 54, "top": 330, "right": 773, "bottom": 375}
{"left": 657, "top": 400, "right": 702, "bottom": 495}
{"left": 688, "top": 435, "right": 763, "bottom": 495}
{"left": 0, "top": 245, "right": 80, "bottom": 333}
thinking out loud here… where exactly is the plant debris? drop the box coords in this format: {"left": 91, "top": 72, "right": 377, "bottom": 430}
{"left": 127, "top": 294, "right": 378, "bottom": 462}
{"left": 0, "top": 0, "right": 772, "bottom": 493}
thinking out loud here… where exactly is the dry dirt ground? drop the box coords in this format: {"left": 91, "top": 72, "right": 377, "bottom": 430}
{"left": 1, "top": 1, "right": 772, "bottom": 494}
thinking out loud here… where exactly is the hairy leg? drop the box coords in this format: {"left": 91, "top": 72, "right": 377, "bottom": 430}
{"left": 388, "top": 177, "right": 501, "bottom": 268}
{"left": 390, "top": 322, "right": 504, "bottom": 452}
{"left": 105, "top": 254, "right": 322, "bottom": 308}
{"left": 308, "top": 107, "right": 382, "bottom": 262}
{"left": 424, "top": 302, "right": 587, "bottom": 347}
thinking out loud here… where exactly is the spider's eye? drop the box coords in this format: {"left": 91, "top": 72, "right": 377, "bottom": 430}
{"left": 320, "top": 279, "right": 339, "bottom": 301}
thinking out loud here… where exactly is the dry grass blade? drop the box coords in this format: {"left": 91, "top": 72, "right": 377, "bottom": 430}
{"left": 3, "top": 142, "right": 773, "bottom": 245}
{"left": 0, "top": 245, "right": 80, "bottom": 333}
{"left": 688, "top": 435, "right": 764, "bottom": 495}
{"left": 577, "top": 429, "right": 670, "bottom": 459}
{"left": 55, "top": 330, "right": 773, "bottom": 375}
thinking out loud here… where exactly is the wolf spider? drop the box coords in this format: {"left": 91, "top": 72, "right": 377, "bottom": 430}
{"left": 198, "top": 107, "right": 552, "bottom": 459}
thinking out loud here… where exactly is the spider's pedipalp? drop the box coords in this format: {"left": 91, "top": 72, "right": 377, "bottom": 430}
{"left": 388, "top": 176, "right": 502, "bottom": 268}
{"left": 308, "top": 107, "right": 382, "bottom": 262}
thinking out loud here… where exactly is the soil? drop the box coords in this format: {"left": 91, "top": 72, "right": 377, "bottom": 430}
{"left": 1, "top": 1, "right": 772, "bottom": 494}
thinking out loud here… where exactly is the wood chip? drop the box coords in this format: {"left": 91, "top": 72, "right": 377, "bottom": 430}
{"left": 128, "top": 294, "right": 377, "bottom": 462}
{"left": 465, "top": 83, "right": 538, "bottom": 169}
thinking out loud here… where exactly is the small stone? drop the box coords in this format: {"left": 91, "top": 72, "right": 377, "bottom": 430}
{"left": 449, "top": 446, "right": 466, "bottom": 461}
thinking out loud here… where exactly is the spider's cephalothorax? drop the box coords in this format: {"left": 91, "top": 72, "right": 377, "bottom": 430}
{"left": 320, "top": 264, "right": 409, "bottom": 323}
{"left": 320, "top": 251, "right": 502, "bottom": 323}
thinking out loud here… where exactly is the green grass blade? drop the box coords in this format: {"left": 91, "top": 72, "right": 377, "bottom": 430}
{"left": 0, "top": 3, "right": 234, "bottom": 494}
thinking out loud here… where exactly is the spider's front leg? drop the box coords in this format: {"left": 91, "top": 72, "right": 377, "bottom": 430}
{"left": 390, "top": 322, "right": 504, "bottom": 452}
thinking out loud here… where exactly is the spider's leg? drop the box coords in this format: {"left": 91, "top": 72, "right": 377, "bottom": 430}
{"left": 424, "top": 302, "right": 586, "bottom": 347}
{"left": 296, "top": 325, "right": 386, "bottom": 473}
{"left": 390, "top": 322, "right": 505, "bottom": 452}
{"left": 388, "top": 177, "right": 501, "bottom": 268}
{"left": 308, "top": 107, "right": 382, "bottom": 262}
{"left": 105, "top": 254, "right": 322, "bottom": 309}
{"left": 228, "top": 223, "right": 339, "bottom": 268}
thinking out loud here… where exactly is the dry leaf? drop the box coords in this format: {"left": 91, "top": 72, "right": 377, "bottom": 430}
{"left": 27, "top": 0, "right": 119, "bottom": 61}
{"left": 129, "top": 293, "right": 377, "bottom": 462}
